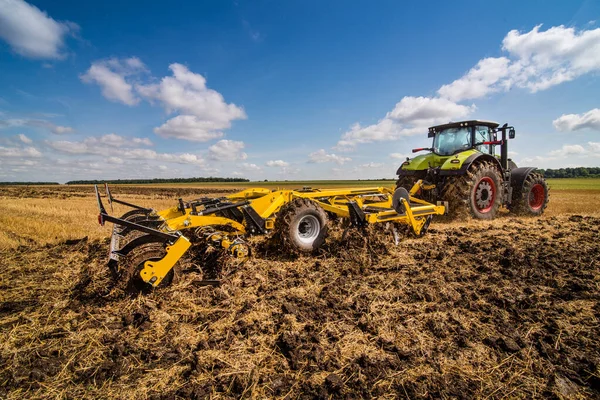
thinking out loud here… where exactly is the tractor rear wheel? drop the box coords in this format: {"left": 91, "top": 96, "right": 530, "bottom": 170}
{"left": 395, "top": 176, "right": 416, "bottom": 192}
{"left": 510, "top": 172, "right": 549, "bottom": 216}
{"left": 274, "top": 198, "right": 329, "bottom": 253}
{"left": 441, "top": 160, "right": 503, "bottom": 220}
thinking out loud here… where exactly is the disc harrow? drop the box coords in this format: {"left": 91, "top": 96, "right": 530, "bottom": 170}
{"left": 95, "top": 182, "right": 447, "bottom": 293}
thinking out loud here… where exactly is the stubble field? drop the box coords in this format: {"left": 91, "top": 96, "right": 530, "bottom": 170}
{"left": 1, "top": 181, "right": 599, "bottom": 399}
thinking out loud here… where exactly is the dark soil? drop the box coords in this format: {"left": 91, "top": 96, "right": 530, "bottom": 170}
{"left": 1, "top": 215, "right": 599, "bottom": 399}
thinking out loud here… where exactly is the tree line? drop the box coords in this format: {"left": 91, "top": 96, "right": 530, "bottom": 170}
{"left": 538, "top": 167, "right": 600, "bottom": 178}
{"left": 65, "top": 177, "right": 250, "bottom": 185}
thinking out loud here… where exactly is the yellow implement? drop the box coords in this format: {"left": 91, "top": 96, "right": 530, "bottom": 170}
{"left": 95, "top": 180, "right": 446, "bottom": 290}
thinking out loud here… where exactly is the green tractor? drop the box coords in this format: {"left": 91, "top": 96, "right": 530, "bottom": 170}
{"left": 396, "top": 120, "right": 549, "bottom": 220}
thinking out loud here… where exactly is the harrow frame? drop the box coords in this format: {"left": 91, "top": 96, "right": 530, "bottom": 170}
{"left": 95, "top": 182, "right": 446, "bottom": 288}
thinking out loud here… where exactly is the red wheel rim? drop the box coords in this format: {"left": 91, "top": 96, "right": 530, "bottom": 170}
{"left": 474, "top": 176, "right": 496, "bottom": 213}
{"left": 529, "top": 184, "right": 545, "bottom": 210}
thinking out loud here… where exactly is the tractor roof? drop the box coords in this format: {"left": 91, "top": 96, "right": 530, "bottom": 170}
{"left": 429, "top": 120, "right": 500, "bottom": 134}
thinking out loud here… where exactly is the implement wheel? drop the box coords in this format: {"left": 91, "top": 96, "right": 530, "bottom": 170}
{"left": 274, "top": 198, "right": 329, "bottom": 253}
{"left": 510, "top": 172, "right": 549, "bottom": 216}
{"left": 119, "top": 243, "right": 178, "bottom": 294}
{"left": 441, "top": 160, "right": 503, "bottom": 220}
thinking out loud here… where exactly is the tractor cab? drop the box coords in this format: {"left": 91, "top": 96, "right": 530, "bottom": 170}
{"left": 428, "top": 120, "right": 500, "bottom": 157}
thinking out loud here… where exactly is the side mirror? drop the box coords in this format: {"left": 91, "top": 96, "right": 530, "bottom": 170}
{"left": 509, "top": 128, "right": 516, "bottom": 139}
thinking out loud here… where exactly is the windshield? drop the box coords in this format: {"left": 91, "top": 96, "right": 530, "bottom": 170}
{"left": 432, "top": 127, "right": 472, "bottom": 156}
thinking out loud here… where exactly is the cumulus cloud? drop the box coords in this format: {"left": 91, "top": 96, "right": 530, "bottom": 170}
{"left": 137, "top": 63, "right": 246, "bottom": 141}
{"left": 266, "top": 160, "right": 289, "bottom": 167}
{"left": 335, "top": 96, "right": 475, "bottom": 150}
{"left": 84, "top": 133, "right": 153, "bottom": 147}
{"left": 82, "top": 60, "right": 246, "bottom": 141}
{"left": 153, "top": 115, "right": 225, "bottom": 142}
{"left": 553, "top": 108, "right": 600, "bottom": 132}
{"left": 358, "top": 162, "right": 383, "bottom": 168}
{"left": 46, "top": 134, "right": 152, "bottom": 154}
{"left": 51, "top": 125, "right": 74, "bottom": 134}
{"left": 47, "top": 138, "right": 206, "bottom": 166}
{"left": 0, "top": 145, "right": 41, "bottom": 157}
{"left": 0, "top": 118, "right": 75, "bottom": 134}
{"left": 208, "top": 139, "right": 247, "bottom": 161}
{"left": 0, "top": 0, "right": 78, "bottom": 59}
{"left": 439, "top": 25, "right": 600, "bottom": 102}
{"left": 308, "top": 149, "right": 351, "bottom": 165}
{"left": 548, "top": 144, "right": 587, "bottom": 157}
{"left": 241, "top": 162, "right": 261, "bottom": 171}
{"left": 17, "top": 133, "right": 32, "bottom": 144}
{"left": 589, "top": 142, "right": 600, "bottom": 152}
{"left": 438, "top": 57, "right": 511, "bottom": 102}
{"left": 80, "top": 58, "right": 146, "bottom": 106}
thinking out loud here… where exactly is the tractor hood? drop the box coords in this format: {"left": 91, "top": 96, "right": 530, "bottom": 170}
{"left": 397, "top": 149, "right": 480, "bottom": 175}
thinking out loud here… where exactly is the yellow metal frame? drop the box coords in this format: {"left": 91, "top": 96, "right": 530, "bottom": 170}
{"left": 117, "top": 180, "right": 445, "bottom": 287}
{"left": 139, "top": 236, "right": 191, "bottom": 286}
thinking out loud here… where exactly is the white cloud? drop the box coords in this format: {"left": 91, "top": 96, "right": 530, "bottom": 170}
{"left": 588, "top": 142, "right": 600, "bottom": 152}
{"left": 84, "top": 133, "right": 153, "bottom": 147}
{"left": 266, "top": 160, "right": 289, "bottom": 167}
{"left": 51, "top": 125, "right": 74, "bottom": 134}
{"left": 0, "top": 145, "right": 41, "bottom": 157}
{"left": 45, "top": 134, "right": 204, "bottom": 166}
{"left": 83, "top": 60, "right": 246, "bottom": 141}
{"left": 308, "top": 149, "right": 351, "bottom": 165}
{"left": 107, "top": 157, "right": 123, "bottom": 164}
{"left": 0, "top": 0, "right": 78, "bottom": 59}
{"left": 46, "top": 140, "right": 88, "bottom": 154}
{"left": 438, "top": 57, "right": 511, "bottom": 102}
{"left": 132, "top": 137, "right": 153, "bottom": 146}
{"left": 548, "top": 144, "right": 587, "bottom": 157}
{"left": 17, "top": 133, "right": 32, "bottom": 143}
{"left": 154, "top": 115, "right": 225, "bottom": 142}
{"left": 0, "top": 118, "right": 75, "bottom": 134}
{"left": 335, "top": 96, "right": 475, "bottom": 150}
{"left": 553, "top": 108, "right": 600, "bottom": 132}
{"left": 241, "top": 162, "right": 261, "bottom": 171}
{"left": 358, "top": 162, "right": 383, "bottom": 168}
{"left": 208, "top": 139, "right": 247, "bottom": 161}
{"left": 390, "top": 153, "right": 410, "bottom": 160}
{"left": 439, "top": 25, "right": 600, "bottom": 102}
{"left": 80, "top": 58, "right": 147, "bottom": 106}
{"left": 136, "top": 63, "right": 246, "bottom": 141}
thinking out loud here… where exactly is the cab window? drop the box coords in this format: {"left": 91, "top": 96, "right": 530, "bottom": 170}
{"left": 475, "top": 126, "right": 491, "bottom": 154}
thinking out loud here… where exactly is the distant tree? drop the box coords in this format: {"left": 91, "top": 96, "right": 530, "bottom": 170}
{"left": 538, "top": 167, "right": 600, "bottom": 178}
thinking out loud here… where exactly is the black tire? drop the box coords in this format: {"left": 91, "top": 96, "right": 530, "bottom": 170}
{"left": 441, "top": 160, "right": 503, "bottom": 220}
{"left": 395, "top": 176, "right": 416, "bottom": 192}
{"left": 273, "top": 198, "right": 329, "bottom": 253}
{"left": 510, "top": 172, "right": 549, "bottom": 216}
{"left": 119, "top": 243, "right": 178, "bottom": 294}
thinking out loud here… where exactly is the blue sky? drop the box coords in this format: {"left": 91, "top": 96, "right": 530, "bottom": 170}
{"left": 0, "top": 0, "right": 599, "bottom": 182}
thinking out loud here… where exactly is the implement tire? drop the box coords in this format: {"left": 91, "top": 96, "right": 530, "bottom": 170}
{"left": 119, "top": 243, "right": 178, "bottom": 295}
{"left": 510, "top": 172, "right": 549, "bottom": 216}
{"left": 441, "top": 160, "right": 503, "bottom": 220}
{"left": 274, "top": 198, "right": 329, "bottom": 253}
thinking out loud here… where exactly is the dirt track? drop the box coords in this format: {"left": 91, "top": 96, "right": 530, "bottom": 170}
{"left": 1, "top": 214, "right": 599, "bottom": 399}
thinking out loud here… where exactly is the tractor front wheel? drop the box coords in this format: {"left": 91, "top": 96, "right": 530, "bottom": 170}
{"left": 510, "top": 172, "right": 549, "bottom": 216}
{"left": 442, "top": 161, "right": 503, "bottom": 220}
